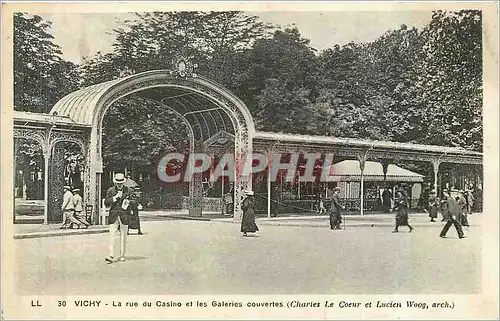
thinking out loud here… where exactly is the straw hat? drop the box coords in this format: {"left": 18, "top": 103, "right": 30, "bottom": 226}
{"left": 113, "top": 173, "right": 126, "bottom": 183}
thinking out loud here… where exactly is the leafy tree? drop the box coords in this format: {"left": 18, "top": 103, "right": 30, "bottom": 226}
{"left": 412, "top": 10, "right": 482, "bottom": 150}
{"left": 314, "top": 25, "right": 426, "bottom": 142}
{"left": 80, "top": 11, "right": 272, "bottom": 85}
{"left": 236, "top": 28, "right": 319, "bottom": 126}
{"left": 14, "top": 13, "right": 80, "bottom": 112}
{"left": 364, "top": 25, "right": 426, "bottom": 142}
{"left": 79, "top": 11, "right": 274, "bottom": 186}
{"left": 314, "top": 42, "right": 380, "bottom": 138}
{"left": 256, "top": 79, "right": 315, "bottom": 133}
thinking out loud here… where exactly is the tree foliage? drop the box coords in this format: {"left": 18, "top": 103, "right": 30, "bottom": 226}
{"left": 14, "top": 9, "right": 483, "bottom": 176}
{"left": 14, "top": 13, "right": 80, "bottom": 113}
{"left": 412, "top": 10, "right": 482, "bottom": 150}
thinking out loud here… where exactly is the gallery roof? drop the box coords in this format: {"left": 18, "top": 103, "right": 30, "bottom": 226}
{"left": 330, "top": 160, "right": 424, "bottom": 182}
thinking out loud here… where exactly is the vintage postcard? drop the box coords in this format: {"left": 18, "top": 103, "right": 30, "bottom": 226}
{"left": 1, "top": 1, "right": 499, "bottom": 319}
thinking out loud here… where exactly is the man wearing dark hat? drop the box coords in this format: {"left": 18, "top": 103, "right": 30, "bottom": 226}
{"left": 439, "top": 189, "right": 465, "bottom": 239}
{"left": 60, "top": 185, "right": 82, "bottom": 229}
{"left": 330, "top": 186, "right": 342, "bottom": 230}
{"left": 104, "top": 173, "right": 133, "bottom": 263}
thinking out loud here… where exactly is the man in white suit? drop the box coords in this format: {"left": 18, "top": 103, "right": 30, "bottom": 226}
{"left": 104, "top": 173, "right": 133, "bottom": 264}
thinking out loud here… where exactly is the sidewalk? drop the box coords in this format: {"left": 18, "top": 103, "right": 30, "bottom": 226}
{"left": 13, "top": 224, "right": 109, "bottom": 240}
{"left": 12, "top": 210, "right": 224, "bottom": 239}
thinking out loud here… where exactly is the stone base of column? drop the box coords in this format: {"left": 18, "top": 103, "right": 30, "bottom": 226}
{"left": 189, "top": 207, "right": 202, "bottom": 217}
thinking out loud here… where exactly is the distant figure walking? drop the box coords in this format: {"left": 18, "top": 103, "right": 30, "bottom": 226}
{"left": 60, "top": 185, "right": 83, "bottom": 229}
{"left": 457, "top": 190, "right": 469, "bottom": 229}
{"left": 224, "top": 192, "right": 234, "bottom": 215}
{"left": 440, "top": 189, "right": 465, "bottom": 239}
{"left": 318, "top": 196, "right": 327, "bottom": 214}
{"left": 428, "top": 189, "right": 439, "bottom": 222}
{"left": 241, "top": 190, "right": 259, "bottom": 237}
{"left": 73, "top": 188, "right": 89, "bottom": 228}
{"left": 465, "top": 186, "right": 475, "bottom": 214}
{"left": 128, "top": 186, "right": 143, "bottom": 235}
{"left": 329, "top": 186, "right": 342, "bottom": 230}
{"left": 392, "top": 190, "right": 413, "bottom": 233}
{"left": 440, "top": 192, "right": 450, "bottom": 222}
{"left": 382, "top": 187, "right": 392, "bottom": 213}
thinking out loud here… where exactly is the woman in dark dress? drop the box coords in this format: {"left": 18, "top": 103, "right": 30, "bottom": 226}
{"left": 392, "top": 191, "right": 414, "bottom": 233}
{"left": 127, "top": 186, "right": 143, "bottom": 235}
{"left": 241, "top": 190, "right": 259, "bottom": 237}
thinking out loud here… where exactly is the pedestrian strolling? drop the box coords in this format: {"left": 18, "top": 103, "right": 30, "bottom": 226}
{"left": 104, "top": 173, "right": 132, "bottom": 263}
{"left": 241, "top": 190, "right": 258, "bottom": 237}
{"left": 392, "top": 190, "right": 413, "bottom": 233}
{"left": 428, "top": 189, "right": 439, "bottom": 222}
{"left": 329, "top": 186, "right": 342, "bottom": 230}
{"left": 60, "top": 185, "right": 83, "bottom": 229}
{"left": 73, "top": 188, "right": 89, "bottom": 228}
{"left": 440, "top": 193, "right": 450, "bottom": 222}
{"left": 318, "top": 196, "right": 327, "bottom": 214}
{"left": 457, "top": 190, "right": 469, "bottom": 230}
{"left": 439, "top": 189, "right": 465, "bottom": 239}
{"left": 128, "top": 186, "right": 143, "bottom": 235}
{"left": 382, "top": 187, "right": 392, "bottom": 213}
{"left": 465, "top": 186, "right": 475, "bottom": 215}
{"left": 224, "top": 190, "right": 234, "bottom": 215}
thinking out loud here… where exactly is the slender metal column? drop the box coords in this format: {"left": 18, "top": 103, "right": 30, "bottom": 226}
{"left": 221, "top": 178, "right": 225, "bottom": 215}
{"left": 431, "top": 158, "right": 441, "bottom": 194}
{"left": 43, "top": 153, "right": 50, "bottom": 225}
{"left": 358, "top": 148, "right": 372, "bottom": 216}
{"left": 267, "top": 164, "right": 272, "bottom": 218}
{"left": 359, "top": 159, "right": 365, "bottom": 216}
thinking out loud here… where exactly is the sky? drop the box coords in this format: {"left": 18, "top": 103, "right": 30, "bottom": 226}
{"left": 40, "top": 11, "right": 433, "bottom": 64}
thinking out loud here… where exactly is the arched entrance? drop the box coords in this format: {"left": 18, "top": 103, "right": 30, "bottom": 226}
{"left": 50, "top": 68, "right": 255, "bottom": 223}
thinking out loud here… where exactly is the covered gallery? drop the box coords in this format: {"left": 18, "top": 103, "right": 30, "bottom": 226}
{"left": 331, "top": 160, "right": 424, "bottom": 211}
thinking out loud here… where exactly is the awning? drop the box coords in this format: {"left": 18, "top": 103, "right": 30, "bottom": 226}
{"left": 330, "top": 160, "right": 424, "bottom": 182}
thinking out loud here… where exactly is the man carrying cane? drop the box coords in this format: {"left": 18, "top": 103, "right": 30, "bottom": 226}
{"left": 104, "top": 173, "right": 132, "bottom": 264}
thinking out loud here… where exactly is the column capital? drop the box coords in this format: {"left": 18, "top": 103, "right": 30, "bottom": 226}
{"left": 43, "top": 153, "right": 51, "bottom": 159}
{"left": 356, "top": 147, "right": 372, "bottom": 170}
{"left": 359, "top": 159, "right": 365, "bottom": 171}
{"left": 430, "top": 157, "right": 442, "bottom": 169}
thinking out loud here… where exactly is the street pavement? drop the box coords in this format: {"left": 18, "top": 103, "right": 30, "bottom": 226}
{"left": 14, "top": 214, "right": 482, "bottom": 295}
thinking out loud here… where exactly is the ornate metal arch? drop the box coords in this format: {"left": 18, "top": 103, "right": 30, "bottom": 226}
{"left": 51, "top": 70, "right": 255, "bottom": 222}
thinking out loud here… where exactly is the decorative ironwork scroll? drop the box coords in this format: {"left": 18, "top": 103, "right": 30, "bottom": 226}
{"left": 13, "top": 128, "right": 48, "bottom": 154}
{"left": 48, "top": 142, "right": 66, "bottom": 223}
{"left": 49, "top": 130, "right": 87, "bottom": 155}
{"left": 189, "top": 143, "right": 204, "bottom": 217}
